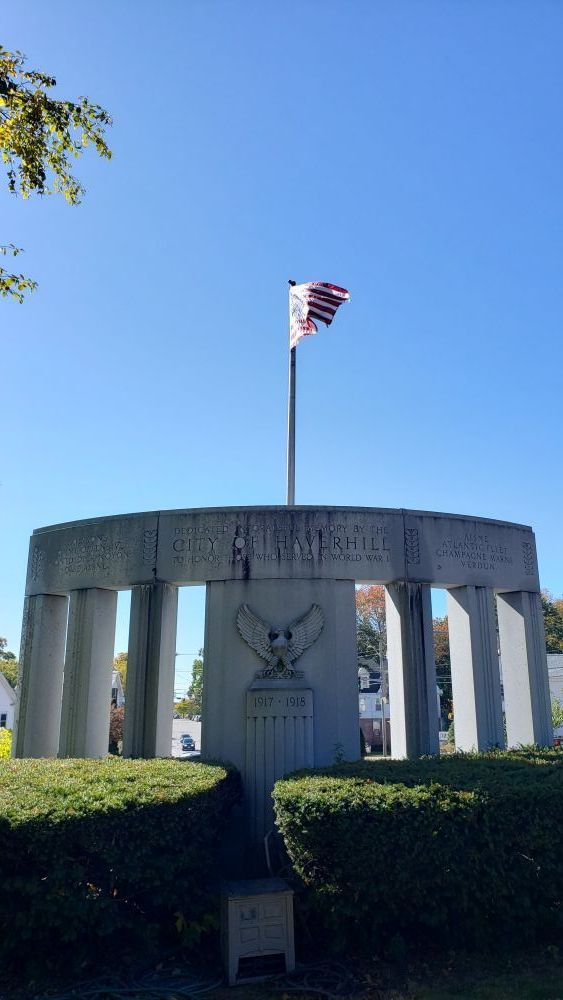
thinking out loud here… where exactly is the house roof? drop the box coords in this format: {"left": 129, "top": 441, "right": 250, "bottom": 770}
{"left": 0, "top": 671, "right": 16, "bottom": 704}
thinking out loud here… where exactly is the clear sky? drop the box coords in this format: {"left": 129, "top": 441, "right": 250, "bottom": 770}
{"left": 2, "top": 1, "right": 563, "bottom": 694}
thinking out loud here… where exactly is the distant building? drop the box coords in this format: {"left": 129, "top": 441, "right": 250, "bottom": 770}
{"left": 359, "top": 691, "right": 391, "bottom": 750}
{"left": 547, "top": 654, "right": 563, "bottom": 703}
{"left": 111, "top": 670, "right": 125, "bottom": 708}
{"left": 547, "top": 654, "right": 563, "bottom": 738}
{"left": 0, "top": 672, "right": 16, "bottom": 730}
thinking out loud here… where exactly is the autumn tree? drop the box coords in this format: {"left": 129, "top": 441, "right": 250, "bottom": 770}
{"left": 108, "top": 705, "right": 124, "bottom": 754}
{"left": 433, "top": 616, "right": 452, "bottom": 717}
{"left": 0, "top": 45, "right": 112, "bottom": 301}
{"left": 355, "top": 586, "right": 386, "bottom": 661}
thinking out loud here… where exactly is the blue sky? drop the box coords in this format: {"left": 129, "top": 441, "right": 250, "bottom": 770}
{"left": 2, "top": 1, "right": 563, "bottom": 693}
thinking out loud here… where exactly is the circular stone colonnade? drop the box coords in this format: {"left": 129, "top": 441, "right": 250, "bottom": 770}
{"left": 14, "top": 505, "right": 552, "bottom": 839}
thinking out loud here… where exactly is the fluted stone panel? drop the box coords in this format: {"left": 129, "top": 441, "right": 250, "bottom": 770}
{"left": 497, "top": 591, "right": 552, "bottom": 747}
{"left": 59, "top": 588, "right": 117, "bottom": 758}
{"left": 385, "top": 583, "right": 439, "bottom": 758}
{"left": 13, "top": 594, "right": 68, "bottom": 758}
{"left": 123, "top": 583, "right": 178, "bottom": 758}
{"left": 447, "top": 586, "right": 504, "bottom": 751}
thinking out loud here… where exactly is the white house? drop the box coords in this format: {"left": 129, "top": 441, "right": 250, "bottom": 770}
{"left": 111, "top": 670, "right": 125, "bottom": 708}
{"left": 0, "top": 672, "right": 16, "bottom": 730}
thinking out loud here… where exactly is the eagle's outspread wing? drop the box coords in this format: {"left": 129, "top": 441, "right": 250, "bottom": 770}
{"left": 287, "top": 604, "right": 324, "bottom": 664}
{"left": 236, "top": 604, "right": 276, "bottom": 667}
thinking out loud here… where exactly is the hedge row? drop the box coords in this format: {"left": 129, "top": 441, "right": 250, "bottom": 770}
{"left": 273, "top": 749, "right": 563, "bottom": 954}
{"left": 0, "top": 758, "right": 241, "bottom": 977}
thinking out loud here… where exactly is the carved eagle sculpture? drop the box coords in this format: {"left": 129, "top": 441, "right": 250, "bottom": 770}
{"left": 236, "top": 603, "right": 324, "bottom": 680}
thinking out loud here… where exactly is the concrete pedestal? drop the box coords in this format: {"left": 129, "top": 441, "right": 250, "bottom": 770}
{"left": 13, "top": 594, "right": 68, "bottom": 758}
{"left": 497, "top": 590, "right": 552, "bottom": 747}
{"left": 385, "top": 583, "right": 439, "bottom": 758}
{"left": 447, "top": 586, "right": 504, "bottom": 751}
{"left": 59, "top": 588, "right": 117, "bottom": 758}
{"left": 123, "top": 583, "right": 178, "bottom": 758}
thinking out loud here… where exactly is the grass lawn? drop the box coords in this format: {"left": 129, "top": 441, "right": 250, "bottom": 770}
{"left": 203, "top": 950, "right": 563, "bottom": 1000}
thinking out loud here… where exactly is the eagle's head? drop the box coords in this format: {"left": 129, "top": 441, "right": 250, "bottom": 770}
{"left": 269, "top": 627, "right": 291, "bottom": 660}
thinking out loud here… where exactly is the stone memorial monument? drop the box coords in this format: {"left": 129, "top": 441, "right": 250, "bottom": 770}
{"left": 13, "top": 505, "right": 552, "bottom": 840}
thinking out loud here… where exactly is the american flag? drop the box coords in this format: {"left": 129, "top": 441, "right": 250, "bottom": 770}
{"left": 289, "top": 281, "right": 350, "bottom": 349}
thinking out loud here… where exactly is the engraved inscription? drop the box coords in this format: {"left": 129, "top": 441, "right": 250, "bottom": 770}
{"left": 30, "top": 546, "right": 45, "bottom": 582}
{"left": 247, "top": 689, "right": 313, "bottom": 718}
{"left": 170, "top": 520, "right": 392, "bottom": 568}
{"left": 435, "top": 532, "right": 513, "bottom": 572}
{"left": 53, "top": 535, "right": 129, "bottom": 575}
{"left": 522, "top": 541, "right": 535, "bottom": 576}
{"left": 404, "top": 528, "right": 420, "bottom": 564}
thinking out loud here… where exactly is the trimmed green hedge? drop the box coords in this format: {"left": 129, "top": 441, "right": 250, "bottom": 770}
{"left": 0, "top": 758, "right": 241, "bottom": 976}
{"left": 273, "top": 749, "right": 563, "bottom": 954}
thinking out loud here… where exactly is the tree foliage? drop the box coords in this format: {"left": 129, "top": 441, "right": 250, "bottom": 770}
{"left": 0, "top": 659, "right": 18, "bottom": 690}
{"left": 0, "top": 638, "right": 18, "bottom": 689}
{"left": 552, "top": 698, "right": 563, "bottom": 732}
{"left": 433, "top": 615, "right": 452, "bottom": 716}
{"left": 113, "top": 652, "right": 127, "bottom": 692}
{"left": 0, "top": 45, "right": 112, "bottom": 301}
{"left": 174, "top": 697, "right": 199, "bottom": 719}
{"left": 355, "top": 586, "right": 386, "bottom": 660}
{"left": 188, "top": 651, "right": 204, "bottom": 714}
{"left": 541, "top": 591, "right": 563, "bottom": 654}
{"left": 0, "top": 637, "right": 15, "bottom": 660}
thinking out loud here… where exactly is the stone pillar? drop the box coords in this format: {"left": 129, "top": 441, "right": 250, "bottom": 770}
{"left": 497, "top": 590, "right": 552, "bottom": 747}
{"left": 385, "top": 583, "right": 439, "bottom": 758}
{"left": 123, "top": 583, "right": 178, "bottom": 758}
{"left": 13, "top": 594, "right": 69, "bottom": 758}
{"left": 447, "top": 586, "right": 504, "bottom": 751}
{"left": 59, "top": 588, "right": 118, "bottom": 758}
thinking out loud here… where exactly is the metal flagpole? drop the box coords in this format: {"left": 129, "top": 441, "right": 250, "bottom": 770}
{"left": 286, "top": 280, "right": 296, "bottom": 505}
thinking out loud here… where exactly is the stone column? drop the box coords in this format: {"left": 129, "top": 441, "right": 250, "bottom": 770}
{"left": 497, "top": 590, "right": 552, "bottom": 747}
{"left": 123, "top": 583, "right": 178, "bottom": 758}
{"left": 447, "top": 586, "right": 504, "bottom": 751}
{"left": 13, "top": 594, "right": 69, "bottom": 758}
{"left": 385, "top": 583, "right": 439, "bottom": 758}
{"left": 59, "top": 588, "right": 117, "bottom": 758}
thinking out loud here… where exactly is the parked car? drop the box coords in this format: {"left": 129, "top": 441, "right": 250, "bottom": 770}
{"left": 180, "top": 734, "right": 195, "bottom": 751}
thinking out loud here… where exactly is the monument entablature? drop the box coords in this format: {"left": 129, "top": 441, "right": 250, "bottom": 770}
{"left": 26, "top": 504, "right": 540, "bottom": 594}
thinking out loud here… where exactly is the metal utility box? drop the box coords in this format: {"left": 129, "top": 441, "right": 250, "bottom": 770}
{"left": 221, "top": 877, "right": 295, "bottom": 986}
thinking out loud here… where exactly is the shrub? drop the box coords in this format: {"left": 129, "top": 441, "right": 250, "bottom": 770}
{"left": 108, "top": 704, "right": 124, "bottom": 753}
{"left": 0, "top": 758, "right": 241, "bottom": 978}
{"left": 0, "top": 728, "right": 11, "bottom": 758}
{"left": 273, "top": 749, "right": 563, "bottom": 955}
